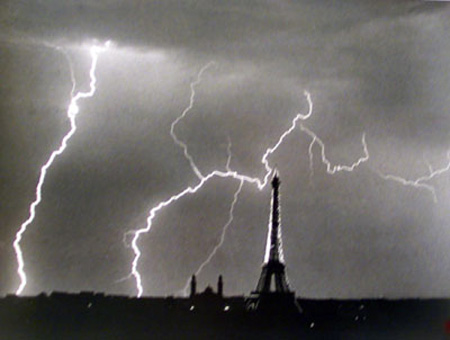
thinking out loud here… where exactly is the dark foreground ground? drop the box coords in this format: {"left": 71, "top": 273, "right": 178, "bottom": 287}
{"left": 1, "top": 293, "right": 450, "bottom": 339}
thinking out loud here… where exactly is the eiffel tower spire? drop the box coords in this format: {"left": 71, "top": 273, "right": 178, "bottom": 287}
{"left": 264, "top": 171, "right": 285, "bottom": 264}
{"left": 255, "top": 172, "right": 290, "bottom": 293}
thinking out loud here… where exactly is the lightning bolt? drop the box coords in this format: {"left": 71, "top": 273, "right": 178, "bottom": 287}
{"left": 301, "top": 125, "right": 369, "bottom": 176}
{"left": 13, "top": 42, "right": 108, "bottom": 295}
{"left": 41, "top": 42, "right": 76, "bottom": 97}
{"left": 181, "top": 180, "right": 244, "bottom": 296}
{"left": 225, "top": 137, "right": 233, "bottom": 171}
{"left": 179, "top": 139, "right": 244, "bottom": 296}
{"left": 128, "top": 87, "right": 371, "bottom": 297}
{"left": 170, "top": 61, "right": 215, "bottom": 180}
{"left": 374, "top": 151, "right": 450, "bottom": 203}
{"left": 423, "top": 154, "right": 434, "bottom": 176}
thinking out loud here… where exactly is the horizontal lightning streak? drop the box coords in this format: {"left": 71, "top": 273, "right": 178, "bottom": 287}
{"left": 375, "top": 151, "right": 450, "bottom": 203}
{"left": 13, "top": 43, "right": 107, "bottom": 295}
{"left": 376, "top": 173, "right": 437, "bottom": 202}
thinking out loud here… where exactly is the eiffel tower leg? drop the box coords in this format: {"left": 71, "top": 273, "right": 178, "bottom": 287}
{"left": 275, "top": 273, "right": 282, "bottom": 292}
{"left": 281, "top": 277, "right": 289, "bottom": 291}
{"left": 263, "top": 273, "right": 272, "bottom": 292}
{"left": 256, "top": 266, "right": 270, "bottom": 292}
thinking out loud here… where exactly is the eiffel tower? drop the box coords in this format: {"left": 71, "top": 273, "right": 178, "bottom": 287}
{"left": 247, "top": 172, "right": 301, "bottom": 314}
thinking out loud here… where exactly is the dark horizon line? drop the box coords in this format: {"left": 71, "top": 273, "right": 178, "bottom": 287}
{"left": 4, "top": 291, "right": 450, "bottom": 301}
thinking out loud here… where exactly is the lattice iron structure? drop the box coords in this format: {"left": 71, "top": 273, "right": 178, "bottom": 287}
{"left": 254, "top": 173, "right": 291, "bottom": 293}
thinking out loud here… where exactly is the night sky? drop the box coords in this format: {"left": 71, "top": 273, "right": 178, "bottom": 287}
{"left": 1, "top": 1, "right": 450, "bottom": 298}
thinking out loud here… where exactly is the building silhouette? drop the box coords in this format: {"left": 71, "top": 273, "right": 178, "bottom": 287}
{"left": 189, "top": 275, "right": 224, "bottom": 299}
{"left": 190, "top": 274, "right": 196, "bottom": 298}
